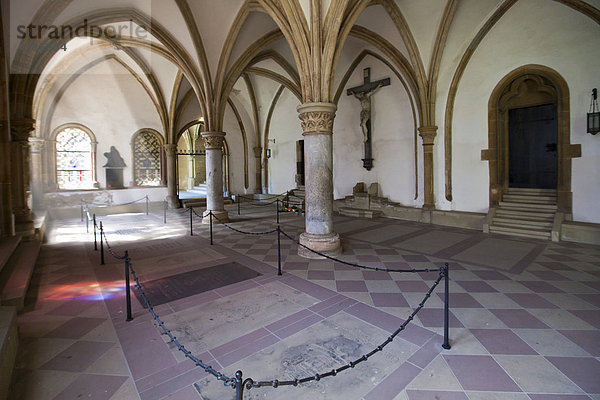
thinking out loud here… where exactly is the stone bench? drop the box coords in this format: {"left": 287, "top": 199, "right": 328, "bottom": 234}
{"left": 0, "top": 237, "right": 21, "bottom": 276}
{"left": 0, "top": 306, "right": 18, "bottom": 400}
{"left": 1, "top": 240, "right": 41, "bottom": 311}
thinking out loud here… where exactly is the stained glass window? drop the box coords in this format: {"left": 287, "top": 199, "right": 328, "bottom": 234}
{"left": 134, "top": 131, "right": 162, "bottom": 186}
{"left": 56, "top": 127, "right": 94, "bottom": 190}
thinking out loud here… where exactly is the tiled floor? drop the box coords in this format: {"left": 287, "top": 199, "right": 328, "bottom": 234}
{"left": 8, "top": 204, "right": 600, "bottom": 400}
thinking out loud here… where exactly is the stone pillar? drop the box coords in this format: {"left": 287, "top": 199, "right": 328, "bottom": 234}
{"left": 253, "top": 146, "right": 262, "bottom": 194}
{"left": 10, "top": 118, "right": 35, "bottom": 235}
{"left": 187, "top": 155, "right": 195, "bottom": 190}
{"left": 419, "top": 126, "right": 437, "bottom": 211}
{"left": 297, "top": 102, "right": 341, "bottom": 258}
{"left": 29, "top": 137, "right": 45, "bottom": 210}
{"left": 201, "top": 131, "right": 228, "bottom": 224}
{"left": 164, "top": 144, "right": 179, "bottom": 208}
{"left": 0, "top": 126, "right": 13, "bottom": 237}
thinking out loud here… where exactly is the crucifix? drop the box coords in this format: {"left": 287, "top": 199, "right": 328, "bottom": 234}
{"left": 347, "top": 68, "right": 390, "bottom": 170}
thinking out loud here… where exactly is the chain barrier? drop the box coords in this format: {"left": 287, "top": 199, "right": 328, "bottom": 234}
{"left": 83, "top": 195, "right": 149, "bottom": 208}
{"left": 127, "top": 260, "right": 237, "bottom": 388}
{"left": 101, "top": 229, "right": 127, "bottom": 260}
{"left": 244, "top": 271, "right": 444, "bottom": 391}
{"left": 279, "top": 229, "right": 435, "bottom": 274}
{"left": 96, "top": 207, "right": 451, "bottom": 399}
{"left": 209, "top": 211, "right": 278, "bottom": 236}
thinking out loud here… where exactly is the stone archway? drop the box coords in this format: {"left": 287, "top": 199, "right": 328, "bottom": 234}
{"left": 484, "top": 65, "right": 580, "bottom": 214}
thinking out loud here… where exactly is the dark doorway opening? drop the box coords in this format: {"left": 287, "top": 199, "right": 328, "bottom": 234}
{"left": 508, "top": 104, "right": 557, "bottom": 189}
{"left": 296, "top": 140, "right": 305, "bottom": 187}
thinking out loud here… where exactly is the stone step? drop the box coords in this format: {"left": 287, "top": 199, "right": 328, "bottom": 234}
{"left": 181, "top": 198, "right": 232, "bottom": 208}
{"left": 489, "top": 225, "right": 551, "bottom": 239}
{"left": 498, "top": 201, "right": 558, "bottom": 211}
{"left": 495, "top": 209, "right": 555, "bottom": 220}
{"left": 0, "top": 237, "right": 21, "bottom": 276}
{"left": 507, "top": 188, "right": 557, "bottom": 195}
{"left": 0, "top": 240, "right": 41, "bottom": 311}
{"left": 493, "top": 218, "right": 553, "bottom": 230}
{"left": 503, "top": 194, "right": 557, "bottom": 203}
{"left": 0, "top": 306, "right": 18, "bottom": 400}
{"left": 339, "top": 207, "right": 382, "bottom": 219}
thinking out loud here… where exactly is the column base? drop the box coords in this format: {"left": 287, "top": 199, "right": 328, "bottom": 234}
{"left": 203, "top": 210, "right": 229, "bottom": 224}
{"left": 167, "top": 195, "right": 179, "bottom": 209}
{"left": 298, "top": 232, "right": 342, "bottom": 259}
{"left": 14, "top": 211, "right": 35, "bottom": 238}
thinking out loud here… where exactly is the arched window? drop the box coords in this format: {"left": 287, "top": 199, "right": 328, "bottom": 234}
{"left": 56, "top": 127, "right": 94, "bottom": 190}
{"left": 133, "top": 130, "right": 163, "bottom": 186}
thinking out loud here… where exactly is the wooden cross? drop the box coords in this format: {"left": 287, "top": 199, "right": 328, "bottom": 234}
{"left": 347, "top": 68, "right": 390, "bottom": 170}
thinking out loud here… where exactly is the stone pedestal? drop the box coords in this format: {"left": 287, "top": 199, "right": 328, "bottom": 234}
{"left": 419, "top": 126, "right": 437, "bottom": 211}
{"left": 164, "top": 144, "right": 179, "bottom": 208}
{"left": 10, "top": 119, "right": 35, "bottom": 236}
{"left": 297, "top": 102, "right": 341, "bottom": 258}
{"left": 201, "top": 131, "right": 228, "bottom": 224}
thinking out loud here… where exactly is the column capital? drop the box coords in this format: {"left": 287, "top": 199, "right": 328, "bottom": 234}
{"left": 10, "top": 118, "right": 36, "bottom": 142}
{"left": 418, "top": 126, "right": 438, "bottom": 145}
{"left": 164, "top": 143, "right": 177, "bottom": 155}
{"left": 201, "top": 131, "right": 226, "bottom": 150}
{"left": 29, "top": 137, "right": 46, "bottom": 153}
{"left": 297, "top": 102, "right": 336, "bottom": 136}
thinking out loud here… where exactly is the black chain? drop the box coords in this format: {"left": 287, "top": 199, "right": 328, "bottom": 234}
{"left": 83, "top": 195, "right": 148, "bottom": 208}
{"left": 101, "top": 230, "right": 127, "bottom": 260}
{"left": 209, "top": 212, "right": 278, "bottom": 235}
{"left": 128, "top": 261, "right": 236, "bottom": 387}
{"left": 245, "top": 270, "right": 443, "bottom": 390}
{"left": 279, "top": 229, "right": 436, "bottom": 274}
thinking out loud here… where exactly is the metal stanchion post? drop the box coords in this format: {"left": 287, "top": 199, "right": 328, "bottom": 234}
{"left": 442, "top": 262, "right": 451, "bottom": 350}
{"left": 93, "top": 214, "right": 97, "bottom": 251}
{"left": 190, "top": 207, "right": 193, "bottom": 236}
{"left": 237, "top": 195, "right": 240, "bottom": 215}
{"left": 85, "top": 209, "right": 89, "bottom": 233}
{"left": 80, "top": 199, "right": 84, "bottom": 222}
{"left": 276, "top": 199, "right": 280, "bottom": 224}
{"left": 125, "top": 251, "right": 133, "bottom": 322}
{"left": 209, "top": 211, "right": 213, "bottom": 245}
{"left": 277, "top": 225, "right": 282, "bottom": 276}
{"left": 163, "top": 200, "right": 167, "bottom": 224}
{"left": 100, "top": 222, "right": 105, "bottom": 265}
{"left": 146, "top": 195, "right": 149, "bottom": 216}
{"left": 235, "top": 371, "right": 244, "bottom": 400}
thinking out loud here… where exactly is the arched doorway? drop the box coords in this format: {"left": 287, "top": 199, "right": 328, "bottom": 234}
{"left": 176, "top": 122, "right": 230, "bottom": 198}
{"left": 486, "top": 65, "right": 579, "bottom": 213}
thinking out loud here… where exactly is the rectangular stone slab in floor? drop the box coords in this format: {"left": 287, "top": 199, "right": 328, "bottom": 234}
{"left": 134, "top": 262, "right": 261, "bottom": 307}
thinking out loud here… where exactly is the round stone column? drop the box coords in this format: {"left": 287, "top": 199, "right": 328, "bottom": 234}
{"left": 164, "top": 144, "right": 179, "bottom": 208}
{"left": 201, "top": 131, "right": 228, "bottom": 224}
{"left": 297, "top": 102, "right": 341, "bottom": 258}
{"left": 10, "top": 118, "right": 35, "bottom": 236}
{"left": 419, "top": 126, "right": 437, "bottom": 211}
{"left": 29, "top": 137, "right": 45, "bottom": 210}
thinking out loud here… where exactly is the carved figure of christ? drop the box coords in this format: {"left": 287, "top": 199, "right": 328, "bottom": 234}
{"left": 347, "top": 68, "right": 390, "bottom": 171}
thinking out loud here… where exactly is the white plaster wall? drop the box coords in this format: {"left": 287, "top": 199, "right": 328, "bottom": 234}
{"left": 334, "top": 52, "right": 417, "bottom": 206}
{"left": 267, "top": 89, "right": 302, "bottom": 194}
{"left": 446, "top": 0, "right": 600, "bottom": 223}
{"left": 49, "top": 60, "right": 164, "bottom": 192}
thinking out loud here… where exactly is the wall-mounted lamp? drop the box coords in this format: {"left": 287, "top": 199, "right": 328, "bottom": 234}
{"left": 588, "top": 88, "right": 599, "bottom": 135}
{"left": 266, "top": 148, "right": 272, "bottom": 158}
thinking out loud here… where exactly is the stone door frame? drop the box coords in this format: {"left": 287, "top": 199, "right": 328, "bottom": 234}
{"left": 484, "top": 65, "right": 580, "bottom": 214}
